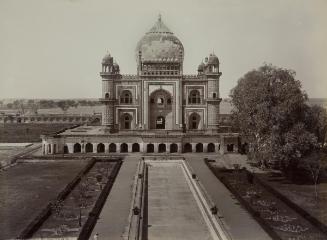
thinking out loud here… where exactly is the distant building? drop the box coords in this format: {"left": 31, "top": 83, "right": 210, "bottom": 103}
{"left": 41, "top": 16, "right": 238, "bottom": 155}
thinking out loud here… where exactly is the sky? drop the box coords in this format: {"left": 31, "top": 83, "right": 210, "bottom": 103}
{"left": 0, "top": 0, "right": 326, "bottom": 99}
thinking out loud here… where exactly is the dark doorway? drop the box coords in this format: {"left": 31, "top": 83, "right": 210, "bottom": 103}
{"left": 132, "top": 143, "right": 140, "bottom": 152}
{"left": 184, "top": 143, "right": 192, "bottom": 153}
{"left": 63, "top": 145, "right": 68, "bottom": 154}
{"left": 156, "top": 116, "right": 165, "bottom": 129}
{"left": 208, "top": 143, "right": 215, "bottom": 153}
{"left": 121, "top": 143, "right": 128, "bottom": 153}
{"left": 109, "top": 143, "right": 116, "bottom": 153}
{"left": 85, "top": 143, "right": 93, "bottom": 153}
{"left": 147, "top": 144, "right": 154, "bottom": 153}
{"left": 158, "top": 143, "right": 166, "bottom": 153}
{"left": 97, "top": 143, "right": 105, "bottom": 153}
{"left": 227, "top": 144, "right": 234, "bottom": 152}
{"left": 74, "top": 143, "right": 81, "bottom": 153}
{"left": 196, "top": 143, "right": 203, "bottom": 152}
{"left": 170, "top": 143, "right": 178, "bottom": 153}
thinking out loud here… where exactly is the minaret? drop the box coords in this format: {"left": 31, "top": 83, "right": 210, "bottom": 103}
{"left": 205, "top": 53, "right": 222, "bottom": 131}
{"left": 100, "top": 53, "right": 120, "bottom": 131}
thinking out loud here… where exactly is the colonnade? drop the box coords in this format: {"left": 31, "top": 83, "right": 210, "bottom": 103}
{"left": 41, "top": 142, "right": 237, "bottom": 155}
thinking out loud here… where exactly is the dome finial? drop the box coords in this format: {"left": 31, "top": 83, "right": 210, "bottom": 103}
{"left": 158, "top": 13, "right": 162, "bottom": 22}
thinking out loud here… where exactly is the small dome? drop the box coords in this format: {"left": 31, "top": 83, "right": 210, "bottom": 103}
{"left": 135, "top": 15, "right": 184, "bottom": 63}
{"left": 102, "top": 53, "right": 113, "bottom": 64}
{"left": 113, "top": 62, "right": 120, "bottom": 71}
{"left": 208, "top": 53, "right": 219, "bottom": 65}
{"left": 198, "top": 62, "right": 205, "bottom": 71}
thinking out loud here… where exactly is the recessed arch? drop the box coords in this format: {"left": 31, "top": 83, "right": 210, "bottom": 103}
{"left": 63, "top": 145, "right": 69, "bottom": 154}
{"left": 121, "top": 113, "right": 132, "bottom": 130}
{"left": 120, "top": 90, "right": 132, "bottom": 104}
{"left": 208, "top": 143, "right": 215, "bottom": 153}
{"left": 170, "top": 143, "right": 178, "bottom": 153}
{"left": 188, "top": 90, "right": 201, "bottom": 104}
{"left": 132, "top": 143, "right": 140, "bottom": 152}
{"left": 97, "top": 143, "right": 105, "bottom": 153}
{"left": 196, "top": 143, "right": 203, "bottom": 152}
{"left": 184, "top": 143, "right": 192, "bottom": 153}
{"left": 73, "top": 143, "right": 81, "bottom": 153}
{"left": 189, "top": 112, "right": 200, "bottom": 130}
{"left": 147, "top": 144, "right": 154, "bottom": 153}
{"left": 85, "top": 143, "right": 93, "bottom": 153}
{"left": 121, "top": 143, "right": 128, "bottom": 153}
{"left": 109, "top": 143, "right": 116, "bottom": 153}
{"left": 158, "top": 143, "right": 166, "bottom": 153}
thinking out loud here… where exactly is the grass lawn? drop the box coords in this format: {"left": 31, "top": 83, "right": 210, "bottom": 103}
{"left": 0, "top": 123, "right": 76, "bottom": 142}
{"left": 257, "top": 172, "right": 327, "bottom": 226}
{"left": 0, "top": 160, "right": 88, "bottom": 239}
{"left": 209, "top": 165, "right": 327, "bottom": 240}
{"left": 32, "top": 161, "right": 117, "bottom": 238}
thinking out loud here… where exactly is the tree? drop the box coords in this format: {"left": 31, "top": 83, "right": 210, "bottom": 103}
{"left": 230, "top": 64, "right": 318, "bottom": 171}
{"left": 57, "top": 100, "right": 70, "bottom": 114}
{"left": 305, "top": 105, "right": 327, "bottom": 147}
{"left": 73, "top": 177, "right": 91, "bottom": 227}
{"left": 298, "top": 151, "right": 325, "bottom": 202}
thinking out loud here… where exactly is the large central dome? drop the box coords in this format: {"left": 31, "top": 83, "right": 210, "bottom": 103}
{"left": 136, "top": 15, "right": 184, "bottom": 64}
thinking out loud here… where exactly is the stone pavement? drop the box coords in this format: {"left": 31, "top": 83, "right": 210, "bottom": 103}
{"left": 185, "top": 154, "right": 272, "bottom": 240}
{"left": 147, "top": 161, "right": 214, "bottom": 240}
{"left": 90, "top": 154, "right": 140, "bottom": 239}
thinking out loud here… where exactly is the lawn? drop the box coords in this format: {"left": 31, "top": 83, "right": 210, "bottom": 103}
{"left": 0, "top": 123, "right": 76, "bottom": 142}
{"left": 0, "top": 160, "right": 88, "bottom": 239}
{"left": 32, "top": 161, "right": 117, "bottom": 238}
{"left": 208, "top": 164, "right": 327, "bottom": 240}
{"left": 257, "top": 172, "right": 327, "bottom": 226}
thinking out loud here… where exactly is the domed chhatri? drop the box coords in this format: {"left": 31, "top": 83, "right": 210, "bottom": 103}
{"left": 208, "top": 53, "right": 219, "bottom": 65}
{"left": 102, "top": 53, "right": 113, "bottom": 64}
{"left": 135, "top": 15, "right": 184, "bottom": 64}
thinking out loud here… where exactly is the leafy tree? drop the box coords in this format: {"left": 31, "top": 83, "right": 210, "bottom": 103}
{"left": 73, "top": 177, "right": 91, "bottom": 227}
{"left": 6, "top": 103, "right": 13, "bottom": 109}
{"left": 230, "top": 64, "right": 318, "bottom": 171}
{"left": 57, "top": 100, "right": 70, "bottom": 113}
{"left": 298, "top": 151, "right": 326, "bottom": 201}
{"left": 305, "top": 105, "right": 327, "bottom": 147}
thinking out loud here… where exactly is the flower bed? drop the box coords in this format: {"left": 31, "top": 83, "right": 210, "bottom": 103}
{"left": 206, "top": 161, "right": 327, "bottom": 240}
{"left": 31, "top": 160, "right": 119, "bottom": 239}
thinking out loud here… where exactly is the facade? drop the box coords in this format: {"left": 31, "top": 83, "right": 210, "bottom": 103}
{"left": 41, "top": 16, "right": 238, "bottom": 155}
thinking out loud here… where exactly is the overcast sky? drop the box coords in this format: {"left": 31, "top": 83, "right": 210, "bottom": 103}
{"left": 0, "top": 0, "right": 326, "bottom": 99}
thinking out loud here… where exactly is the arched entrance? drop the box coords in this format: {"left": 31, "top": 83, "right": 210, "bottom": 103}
{"left": 109, "top": 143, "right": 116, "bottom": 153}
{"left": 208, "top": 143, "right": 215, "bottom": 153}
{"left": 147, "top": 144, "right": 154, "bottom": 153}
{"left": 149, "top": 89, "right": 172, "bottom": 130}
{"left": 121, "top": 113, "right": 132, "bottom": 130}
{"left": 121, "top": 143, "right": 128, "bottom": 153}
{"left": 158, "top": 144, "right": 166, "bottom": 153}
{"left": 132, "top": 143, "right": 140, "bottom": 152}
{"left": 85, "top": 143, "right": 93, "bottom": 153}
{"left": 97, "top": 143, "right": 105, "bottom": 153}
{"left": 156, "top": 116, "right": 165, "bottom": 129}
{"left": 196, "top": 143, "right": 203, "bottom": 152}
{"left": 63, "top": 145, "right": 69, "bottom": 154}
{"left": 170, "top": 143, "right": 178, "bottom": 153}
{"left": 184, "top": 143, "right": 192, "bottom": 153}
{"left": 189, "top": 112, "right": 200, "bottom": 130}
{"left": 74, "top": 143, "right": 81, "bottom": 153}
{"left": 227, "top": 144, "right": 234, "bottom": 152}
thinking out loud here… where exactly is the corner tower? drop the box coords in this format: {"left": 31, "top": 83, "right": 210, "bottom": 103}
{"left": 100, "top": 53, "right": 120, "bottom": 129}
{"left": 200, "top": 53, "right": 222, "bottom": 130}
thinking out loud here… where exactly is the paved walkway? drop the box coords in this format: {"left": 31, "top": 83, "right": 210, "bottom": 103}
{"left": 185, "top": 154, "right": 272, "bottom": 240}
{"left": 147, "top": 161, "right": 214, "bottom": 240}
{"left": 90, "top": 154, "right": 140, "bottom": 239}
